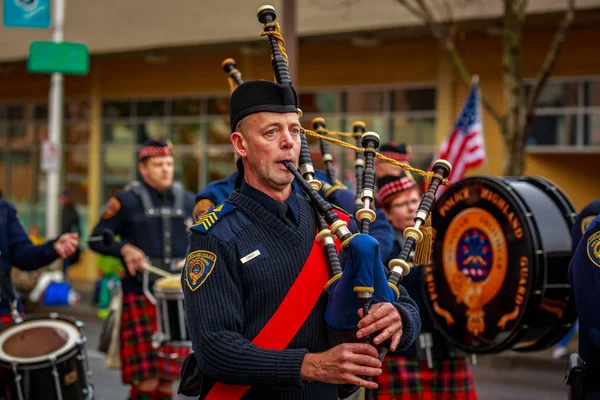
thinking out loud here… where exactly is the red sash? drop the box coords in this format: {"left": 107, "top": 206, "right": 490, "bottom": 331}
{"left": 205, "top": 210, "right": 349, "bottom": 400}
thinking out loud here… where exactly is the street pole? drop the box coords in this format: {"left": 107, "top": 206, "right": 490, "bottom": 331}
{"left": 281, "top": 0, "right": 297, "bottom": 85}
{"left": 45, "top": 0, "right": 65, "bottom": 240}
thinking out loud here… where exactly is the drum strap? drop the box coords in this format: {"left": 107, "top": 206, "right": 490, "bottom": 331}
{"left": 204, "top": 210, "right": 350, "bottom": 400}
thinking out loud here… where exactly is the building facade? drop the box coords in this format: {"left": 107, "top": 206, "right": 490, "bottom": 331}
{"left": 1, "top": 0, "right": 599, "bottom": 282}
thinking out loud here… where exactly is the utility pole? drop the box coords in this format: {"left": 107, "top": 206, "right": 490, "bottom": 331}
{"left": 281, "top": 0, "right": 298, "bottom": 85}
{"left": 45, "top": 0, "right": 65, "bottom": 239}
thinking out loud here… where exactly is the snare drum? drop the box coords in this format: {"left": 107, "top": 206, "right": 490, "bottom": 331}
{"left": 425, "top": 176, "right": 578, "bottom": 354}
{"left": 152, "top": 276, "right": 190, "bottom": 348}
{"left": 0, "top": 313, "right": 94, "bottom": 400}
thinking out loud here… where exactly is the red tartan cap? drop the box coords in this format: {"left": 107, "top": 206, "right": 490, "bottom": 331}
{"left": 138, "top": 139, "right": 173, "bottom": 161}
{"left": 377, "top": 170, "right": 418, "bottom": 206}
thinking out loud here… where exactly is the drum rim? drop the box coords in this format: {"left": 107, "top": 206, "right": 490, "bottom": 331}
{"left": 427, "top": 176, "right": 545, "bottom": 353}
{"left": 0, "top": 319, "right": 81, "bottom": 364}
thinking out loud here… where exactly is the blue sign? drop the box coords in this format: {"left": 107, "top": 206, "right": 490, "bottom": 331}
{"left": 3, "top": 0, "right": 50, "bottom": 28}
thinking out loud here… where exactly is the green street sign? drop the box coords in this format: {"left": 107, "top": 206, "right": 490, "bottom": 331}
{"left": 28, "top": 41, "right": 90, "bottom": 75}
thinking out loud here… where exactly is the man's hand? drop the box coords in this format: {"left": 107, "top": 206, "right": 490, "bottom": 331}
{"left": 120, "top": 243, "right": 146, "bottom": 276}
{"left": 357, "top": 302, "right": 403, "bottom": 351}
{"left": 300, "top": 343, "right": 382, "bottom": 389}
{"left": 53, "top": 233, "right": 79, "bottom": 258}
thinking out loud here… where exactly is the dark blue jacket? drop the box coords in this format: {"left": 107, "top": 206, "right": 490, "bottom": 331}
{"left": 569, "top": 214, "right": 600, "bottom": 396}
{"left": 89, "top": 181, "right": 195, "bottom": 294}
{"left": 0, "top": 199, "right": 59, "bottom": 316}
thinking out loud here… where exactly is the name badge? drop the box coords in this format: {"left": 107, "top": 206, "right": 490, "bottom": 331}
{"left": 240, "top": 249, "right": 261, "bottom": 264}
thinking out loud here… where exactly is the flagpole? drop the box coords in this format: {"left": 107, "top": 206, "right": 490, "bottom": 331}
{"left": 472, "top": 74, "right": 491, "bottom": 176}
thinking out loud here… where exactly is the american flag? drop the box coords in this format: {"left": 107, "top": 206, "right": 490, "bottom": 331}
{"left": 432, "top": 79, "right": 486, "bottom": 195}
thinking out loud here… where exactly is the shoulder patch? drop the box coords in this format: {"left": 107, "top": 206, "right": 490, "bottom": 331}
{"left": 582, "top": 215, "right": 597, "bottom": 234}
{"left": 193, "top": 199, "right": 216, "bottom": 222}
{"left": 185, "top": 250, "right": 217, "bottom": 291}
{"left": 191, "top": 202, "right": 234, "bottom": 233}
{"left": 587, "top": 230, "right": 600, "bottom": 268}
{"left": 102, "top": 197, "right": 121, "bottom": 219}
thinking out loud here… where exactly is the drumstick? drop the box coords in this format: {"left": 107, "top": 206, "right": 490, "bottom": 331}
{"left": 142, "top": 263, "right": 178, "bottom": 279}
{"left": 177, "top": 259, "right": 185, "bottom": 269}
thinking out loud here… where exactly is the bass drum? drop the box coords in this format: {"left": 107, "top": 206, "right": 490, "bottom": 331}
{"left": 423, "top": 176, "right": 578, "bottom": 354}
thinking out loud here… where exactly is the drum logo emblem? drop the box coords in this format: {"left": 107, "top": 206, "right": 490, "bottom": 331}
{"left": 185, "top": 250, "right": 217, "bottom": 291}
{"left": 586, "top": 230, "right": 600, "bottom": 268}
{"left": 440, "top": 208, "right": 508, "bottom": 336}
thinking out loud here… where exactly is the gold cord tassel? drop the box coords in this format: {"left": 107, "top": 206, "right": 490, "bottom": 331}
{"left": 414, "top": 215, "right": 433, "bottom": 265}
{"left": 413, "top": 174, "right": 434, "bottom": 265}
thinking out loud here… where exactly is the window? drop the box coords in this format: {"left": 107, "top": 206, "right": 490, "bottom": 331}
{"left": 526, "top": 78, "right": 600, "bottom": 148}
{"left": 0, "top": 101, "right": 90, "bottom": 234}
{"left": 99, "top": 85, "right": 437, "bottom": 201}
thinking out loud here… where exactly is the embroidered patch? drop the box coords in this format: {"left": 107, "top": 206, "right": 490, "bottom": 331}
{"left": 102, "top": 197, "right": 121, "bottom": 220}
{"left": 185, "top": 250, "right": 217, "bottom": 291}
{"left": 587, "top": 230, "right": 600, "bottom": 268}
{"left": 193, "top": 199, "right": 215, "bottom": 222}
{"left": 582, "top": 215, "right": 597, "bottom": 234}
{"left": 191, "top": 202, "right": 234, "bottom": 233}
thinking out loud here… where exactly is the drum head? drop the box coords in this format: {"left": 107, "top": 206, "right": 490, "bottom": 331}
{"left": 0, "top": 318, "right": 81, "bottom": 364}
{"left": 423, "top": 176, "right": 574, "bottom": 353}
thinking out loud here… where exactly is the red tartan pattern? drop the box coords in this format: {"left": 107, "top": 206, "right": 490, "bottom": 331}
{"left": 376, "top": 356, "right": 477, "bottom": 400}
{"left": 120, "top": 293, "right": 190, "bottom": 384}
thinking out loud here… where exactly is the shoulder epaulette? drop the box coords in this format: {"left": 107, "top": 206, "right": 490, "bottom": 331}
{"left": 191, "top": 202, "right": 234, "bottom": 233}
{"left": 330, "top": 203, "right": 351, "bottom": 216}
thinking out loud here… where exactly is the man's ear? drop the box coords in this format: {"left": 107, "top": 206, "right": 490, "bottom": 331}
{"left": 231, "top": 132, "right": 247, "bottom": 158}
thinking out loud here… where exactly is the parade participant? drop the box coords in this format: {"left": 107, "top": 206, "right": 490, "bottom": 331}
{"left": 553, "top": 199, "right": 599, "bottom": 359}
{"left": 89, "top": 139, "right": 195, "bottom": 400}
{"left": 0, "top": 198, "right": 79, "bottom": 326}
{"left": 181, "top": 78, "right": 420, "bottom": 400}
{"left": 376, "top": 170, "right": 477, "bottom": 400}
{"left": 568, "top": 213, "right": 600, "bottom": 399}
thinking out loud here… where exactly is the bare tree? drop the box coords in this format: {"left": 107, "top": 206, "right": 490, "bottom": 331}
{"left": 396, "top": 0, "right": 575, "bottom": 175}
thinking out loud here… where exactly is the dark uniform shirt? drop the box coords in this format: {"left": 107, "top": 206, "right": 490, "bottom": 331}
{"left": 89, "top": 181, "right": 195, "bottom": 294}
{"left": 569, "top": 214, "right": 600, "bottom": 398}
{"left": 183, "top": 183, "right": 420, "bottom": 400}
{"left": 0, "top": 199, "right": 60, "bottom": 317}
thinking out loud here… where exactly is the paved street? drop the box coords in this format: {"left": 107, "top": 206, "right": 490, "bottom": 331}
{"left": 31, "top": 299, "right": 570, "bottom": 400}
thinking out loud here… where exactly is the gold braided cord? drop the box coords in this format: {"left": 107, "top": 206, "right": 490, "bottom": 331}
{"left": 301, "top": 128, "right": 450, "bottom": 186}
{"left": 260, "top": 23, "right": 289, "bottom": 67}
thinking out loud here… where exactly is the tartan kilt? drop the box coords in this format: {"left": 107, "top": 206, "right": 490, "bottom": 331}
{"left": 376, "top": 356, "right": 477, "bottom": 400}
{"left": 120, "top": 293, "right": 190, "bottom": 384}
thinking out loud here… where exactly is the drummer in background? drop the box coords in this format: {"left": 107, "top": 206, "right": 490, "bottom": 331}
{"left": 88, "top": 139, "right": 195, "bottom": 400}
{"left": 0, "top": 198, "right": 79, "bottom": 326}
{"left": 377, "top": 171, "right": 477, "bottom": 400}
{"left": 569, "top": 211, "right": 600, "bottom": 399}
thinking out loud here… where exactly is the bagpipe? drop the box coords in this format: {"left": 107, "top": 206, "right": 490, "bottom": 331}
{"left": 253, "top": 5, "right": 451, "bottom": 395}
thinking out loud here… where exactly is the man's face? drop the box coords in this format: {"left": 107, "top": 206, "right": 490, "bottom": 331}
{"left": 383, "top": 187, "right": 421, "bottom": 231}
{"left": 139, "top": 155, "right": 175, "bottom": 192}
{"left": 231, "top": 112, "right": 301, "bottom": 198}
{"left": 375, "top": 159, "right": 403, "bottom": 178}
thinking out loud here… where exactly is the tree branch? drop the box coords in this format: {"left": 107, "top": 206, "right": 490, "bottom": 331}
{"left": 396, "top": 0, "right": 505, "bottom": 128}
{"left": 523, "top": 0, "right": 575, "bottom": 139}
